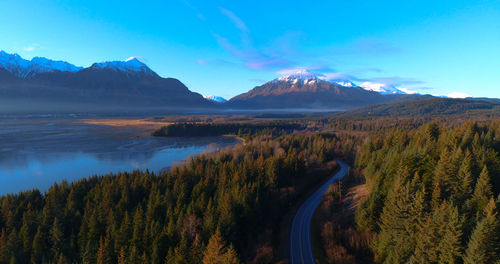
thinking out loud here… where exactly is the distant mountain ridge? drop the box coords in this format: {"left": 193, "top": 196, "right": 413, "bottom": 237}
{"left": 228, "top": 71, "right": 421, "bottom": 109}
{"left": 2, "top": 51, "right": 490, "bottom": 114}
{"left": 0, "top": 51, "right": 211, "bottom": 113}
{"left": 0, "top": 51, "right": 82, "bottom": 78}
{"left": 336, "top": 97, "right": 500, "bottom": 117}
{"left": 203, "top": 95, "right": 227, "bottom": 103}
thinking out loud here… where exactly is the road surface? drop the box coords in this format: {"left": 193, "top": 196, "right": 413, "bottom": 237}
{"left": 289, "top": 160, "right": 349, "bottom": 264}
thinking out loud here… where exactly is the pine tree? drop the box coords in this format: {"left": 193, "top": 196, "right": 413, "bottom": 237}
{"left": 131, "top": 207, "right": 145, "bottom": 253}
{"left": 438, "top": 205, "right": 463, "bottom": 264}
{"left": 374, "top": 182, "right": 414, "bottom": 263}
{"left": 31, "top": 226, "right": 46, "bottom": 263}
{"left": 50, "top": 217, "right": 64, "bottom": 257}
{"left": 0, "top": 229, "right": 8, "bottom": 263}
{"left": 431, "top": 182, "right": 442, "bottom": 211}
{"left": 222, "top": 245, "right": 240, "bottom": 264}
{"left": 455, "top": 151, "right": 474, "bottom": 205}
{"left": 411, "top": 203, "right": 448, "bottom": 263}
{"left": 202, "top": 230, "right": 240, "bottom": 264}
{"left": 81, "top": 240, "right": 97, "bottom": 264}
{"left": 468, "top": 166, "right": 494, "bottom": 219}
{"left": 6, "top": 229, "right": 23, "bottom": 264}
{"left": 96, "top": 236, "right": 114, "bottom": 264}
{"left": 463, "top": 199, "right": 500, "bottom": 264}
{"left": 117, "top": 247, "right": 127, "bottom": 264}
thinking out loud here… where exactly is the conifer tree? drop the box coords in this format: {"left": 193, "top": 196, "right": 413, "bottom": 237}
{"left": 438, "top": 205, "right": 463, "bottom": 264}
{"left": 50, "top": 217, "right": 64, "bottom": 257}
{"left": 374, "top": 182, "right": 414, "bottom": 263}
{"left": 463, "top": 199, "right": 500, "bottom": 264}
{"left": 202, "top": 230, "right": 240, "bottom": 264}
{"left": 96, "top": 236, "right": 114, "bottom": 264}
{"left": 0, "top": 229, "right": 8, "bottom": 263}
{"left": 468, "top": 166, "right": 494, "bottom": 219}
{"left": 31, "top": 226, "right": 46, "bottom": 263}
{"left": 455, "top": 151, "right": 474, "bottom": 205}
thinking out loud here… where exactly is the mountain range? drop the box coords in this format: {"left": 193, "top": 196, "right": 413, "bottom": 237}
{"left": 0, "top": 50, "right": 466, "bottom": 114}
{"left": 227, "top": 71, "right": 424, "bottom": 109}
{"left": 0, "top": 51, "right": 210, "bottom": 113}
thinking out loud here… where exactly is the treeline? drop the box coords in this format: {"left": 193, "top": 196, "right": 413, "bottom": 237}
{"left": 0, "top": 132, "right": 356, "bottom": 263}
{"left": 337, "top": 98, "right": 500, "bottom": 118}
{"left": 152, "top": 122, "right": 304, "bottom": 138}
{"left": 355, "top": 121, "right": 500, "bottom": 263}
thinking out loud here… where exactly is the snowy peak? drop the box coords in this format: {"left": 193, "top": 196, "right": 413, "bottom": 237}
{"left": 0, "top": 50, "right": 157, "bottom": 78}
{"left": 0, "top": 50, "right": 82, "bottom": 78}
{"left": 203, "top": 95, "right": 227, "bottom": 103}
{"left": 271, "top": 69, "right": 324, "bottom": 86}
{"left": 278, "top": 69, "right": 320, "bottom": 81}
{"left": 358, "top": 81, "right": 405, "bottom": 95}
{"left": 271, "top": 69, "right": 409, "bottom": 95}
{"left": 90, "top": 57, "right": 154, "bottom": 75}
{"left": 30, "top": 57, "right": 83, "bottom": 73}
{"left": 333, "top": 80, "right": 356, "bottom": 87}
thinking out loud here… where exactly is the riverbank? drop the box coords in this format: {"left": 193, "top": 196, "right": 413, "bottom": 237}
{"left": 0, "top": 118, "right": 240, "bottom": 195}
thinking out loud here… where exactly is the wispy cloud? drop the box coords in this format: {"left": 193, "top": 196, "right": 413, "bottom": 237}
{"left": 277, "top": 66, "right": 340, "bottom": 77}
{"left": 23, "top": 43, "right": 39, "bottom": 52}
{"left": 275, "top": 66, "right": 430, "bottom": 94}
{"left": 192, "top": 4, "right": 410, "bottom": 94}
{"left": 181, "top": 0, "right": 205, "bottom": 20}
{"left": 219, "top": 7, "right": 248, "bottom": 33}
{"left": 399, "top": 87, "right": 419, "bottom": 94}
{"left": 202, "top": 7, "right": 296, "bottom": 71}
{"left": 447, "top": 92, "right": 471, "bottom": 98}
{"left": 366, "top": 76, "right": 424, "bottom": 86}
{"left": 322, "top": 72, "right": 359, "bottom": 82}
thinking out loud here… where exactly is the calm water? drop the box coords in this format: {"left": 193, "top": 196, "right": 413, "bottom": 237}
{"left": 0, "top": 118, "right": 239, "bottom": 195}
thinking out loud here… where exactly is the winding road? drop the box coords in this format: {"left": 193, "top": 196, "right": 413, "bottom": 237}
{"left": 289, "top": 160, "right": 349, "bottom": 264}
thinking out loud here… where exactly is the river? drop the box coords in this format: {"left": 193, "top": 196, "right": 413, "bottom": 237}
{"left": 0, "top": 117, "right": 239, "bottom": 195}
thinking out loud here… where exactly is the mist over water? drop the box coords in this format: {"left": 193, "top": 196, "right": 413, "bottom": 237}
{"left": 0, "top": 118, "right": 239, "bottom": 195}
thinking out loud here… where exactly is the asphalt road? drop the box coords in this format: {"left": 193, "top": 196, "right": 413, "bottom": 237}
{"left": 289, "top": 160, "right": 349, "bottom": 264}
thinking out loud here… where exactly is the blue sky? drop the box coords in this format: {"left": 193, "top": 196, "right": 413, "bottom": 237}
{"left": 1, "top": 0, "right": 499, "bottom": 99}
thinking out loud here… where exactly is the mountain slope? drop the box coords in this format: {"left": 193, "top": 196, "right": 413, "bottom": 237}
{"left": 336, "top": 97, "right": 500, "bottom": 117}
{"left": 0, "top": 51, "right": 211, "bottom": 113}
{"left": 228, "top": 72, "right": 411, "bottom": 110}
{"left": 203, "top": 95, "right": 227, "bottom": 103}
{"left": 0, "top": 51, "right": 82, "bottom": 78}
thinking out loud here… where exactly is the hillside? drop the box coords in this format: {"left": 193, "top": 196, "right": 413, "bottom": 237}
{"left": 0, "top": 52, "right": 211, "bottom": 113}
{"left": 228, "top": 72, "right": 428, "bottom": 110}
{"left": 336, "top": 97, "right": 500, "bottom": 117}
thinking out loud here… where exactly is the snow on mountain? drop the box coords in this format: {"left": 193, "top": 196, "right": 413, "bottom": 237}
{"left": 358, "top": 81, "right": 405, "bottom": 95}
{"left": 204, "top": 95, "right": 227, "bottom": 103}
{"left": 0, "top": 50, "right": 82, "bottom": 78}
{"left": 277, "top": 69, "right": 320, "bottom": 81}
{"left": 0, "top": 50, "right": 156, "bottom": 79}
{"left": 333, "top": 80, "right": 356, "bottom": 87}
{"left": 30, "top": 57, "right": 82, "bottom": 73}
{"left": 273, "top": 70, "right": 410, "bottom": 95}
{"left": 90, "top": 57, "right": 153, "bottom": 74}
{"left": 446, "top": 92, "right": 471, "bottom": 99}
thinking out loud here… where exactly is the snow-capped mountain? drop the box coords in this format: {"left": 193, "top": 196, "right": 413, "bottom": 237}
{"left": 90, "top": 57, "right": 154, "bottom": 75}
{"left": 272, "top": 69, "right": 408, "bottom": 95}
{"left": 0, "top": 50, "right": 82, "bottom": 78}
{"left": 332, "top": 80, "right": 356, "bottom": 87}
{"left": 203, "top": 95, "right": 227, "bottom": 103}
{"left": 274, "top": 69, "right": 321, "bottom": 84}
{"left": 358, "top": 81, "right": 405, "bottom": 95}
{"left": 0, "top": 51, "right": 211, "bottom": 113}
{"left": 229, "top": 70, "right": 392, "bottom": 109}
{"left": 0, "top": 51, "right": 155, "bottom": 78}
